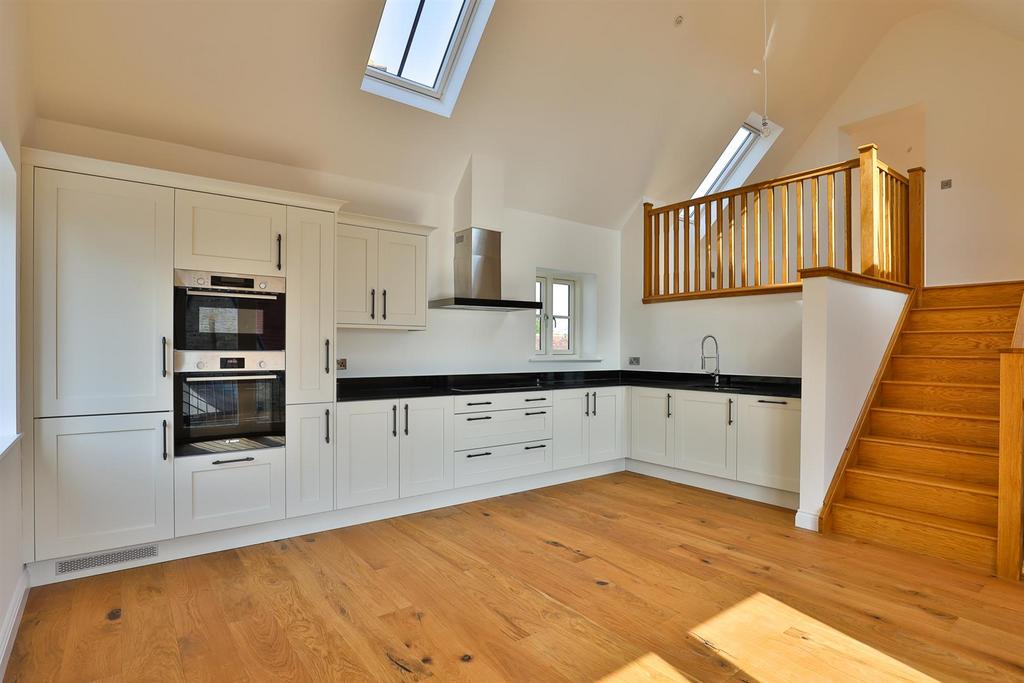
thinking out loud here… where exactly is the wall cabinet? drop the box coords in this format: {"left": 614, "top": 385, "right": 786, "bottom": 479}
{"left": 628, "top": 387, "right": 674, "bottom": 466}
{"left": 553, "top": 387, "right": 624, "bottom": 469}
{"left": 286, "top": 207, "right": 336, "bottom": 404}
{"left": 34, "top": 169, "right": 174, "bottom": 417}
{"left": 736, "top": 396, "right": 801, "bottom": 492}
{"left": 35, "top": 413, "right": 174, "bottom": 560}
{"left": 174, "top": 448, "right": 286, "bottom": 537}
{"left": 674, "top": 391, "right": 737, "bottom": 479}
{"left": 174, "top": 190, "right": 287, "bottom": 276}
{"left": 286, "top": 403, "right": 335, "bottom": 518}
{"left": 336, "top": 221, "right": 427, "bottom": 329}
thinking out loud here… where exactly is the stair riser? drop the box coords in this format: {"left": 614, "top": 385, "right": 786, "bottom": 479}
{"left": 905, "top": 308, "right": 1019, "bottom": 331}
{"left": 900, "top": 332, "right": 1011, "bottom": 355}
{"left": 844, "top": 472, "right": 996, "bottom": 526}
{"left": 831, "top": 506, "right": 995, "bottom": 570}
{"left": 889, "top": 357, "right": 1000, "bottom": 383}
{"left": 920, "top": 283, "right": 1024, "bottom": 308}
{"left": 857, "top": 441, "right": 998, "bottom": 485}
{"left": 870, "top": 411, "right": 999, "bottom": 449}
{"left": 879, "top": 383, "right": 999, "bottom": 416}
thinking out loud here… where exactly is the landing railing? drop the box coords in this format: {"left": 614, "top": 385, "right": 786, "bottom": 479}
{"left": 642, "top": 144, "right": 924, "bottom": 302}
{"left": 999, "top": 303, "right": 1024, "bottom": 581}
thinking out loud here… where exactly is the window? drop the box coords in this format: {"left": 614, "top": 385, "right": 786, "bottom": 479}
{"left": 535, "top": 275, "right": 578, "bottom": 356}
{"left": 0, "top": 142, "right": 16, "bottom": 443}
{"left": 692, "top": 124, "right": 759, "bottom": 198}
{"left": 362, "top": 0, "right": 495, "bottom": 118}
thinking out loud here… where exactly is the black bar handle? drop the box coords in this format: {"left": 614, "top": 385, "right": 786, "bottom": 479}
{"left": 325, "top": 408, "right": 331, "bottom": 444}
{"left": 370, "top": 289, "right": 376, "bottom": 320}
{"left": 585, "top": 392, "right": 589, "bottom": 417}
{"left": 382, "top": 289, "right": 387, "bottom": 320}
{"left": 467, "top": 401, "right": 492, "bottom": 406}
{"left": 728, "top": 398, "right": 734, "bottom": 426}
{"left": 162, "top": 419, "right": 168, "bottom": 460}
{"left": 276, "top": 234, "right": 282, "bottom": 271}
{"left": 467, "top": 451, "right": 491, "bottom": 458}
{"left": 666, "top": 393, "right": 672, "bottom": 418}
{"left": 592, "top": 391, "right": 598, "bottom": 416}
{"left": 466, "top": 416, "right": 492, "bottom": 421}
{"left": 525, "top": 411, "right": 547, "bottom": 416}
{"left": 392, "top": 404, "right": 397, "bottom": 437}
{"left": 524, "top": 398, "right": 546, "bottom": 402}
{"left": 325, "top": 339, "right": 331, "bottom": 375}
{"left": 757, "top": 399, "right": 789, "bottom": 405}
{"left": 161, "top": 337, "right": 168, "bottom": 378}
{"left": 212, "top": 456, "right": 256, "bottom": 465}
{"left": 524, "top": 444, "right": 547, "bottom": 450}
{"left": 404, "top": 403, "right": 409, "bottom": 436}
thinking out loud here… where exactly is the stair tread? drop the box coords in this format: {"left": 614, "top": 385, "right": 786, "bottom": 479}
{"left": 901, "top": 328, "right": 1013, "bottom": 334}
{"left": 859, "top": 435, "right": 998, "bottom": 457}
{"left": 846, "top": 466, "right": 997, "bottom": 496}
{"left": 833, "top": 499, "right": 997, "bottom": 539}
{"left": 871, "top": 406, "right": 999, "bottom": 421}
{"left": 880, "top": 380, "right": 999, "bottom": 389}
{"left": 911, "top": 304, "right": 1019, "bottom": 312}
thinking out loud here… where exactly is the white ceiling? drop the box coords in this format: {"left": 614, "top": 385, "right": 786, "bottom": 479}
{"left": 27, "top": 0, "right": 961, "bottom": 229}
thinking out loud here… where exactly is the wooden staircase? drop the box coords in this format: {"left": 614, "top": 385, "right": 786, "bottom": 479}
{"left": 824, "top": 281, "right": 1024, "bottom": 573}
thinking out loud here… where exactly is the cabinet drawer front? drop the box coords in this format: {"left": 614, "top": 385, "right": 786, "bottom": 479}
{"left": 454, "top": 407, "right": 553, "bottom": 451}
{"left": 454, "top": 391, "right": 552, "bottom": 414}
{"left": 174, "top": 448, "right": 286, "bottom": 536}
{"left": 455, "top": 440, "right": 553, "bottom": 488}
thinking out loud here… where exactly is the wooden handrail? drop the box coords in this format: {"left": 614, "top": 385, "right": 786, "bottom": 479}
{"left": 643, "top": 143, "right": 914, "bottom": 303}
{"left": 998, "top": 300, "right": 1024, "bottom": 580}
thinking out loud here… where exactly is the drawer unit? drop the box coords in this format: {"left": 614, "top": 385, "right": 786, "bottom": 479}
{"left": 455, "top": 440, "right": 553, "bottom": 487}
{"left": 454, "top": 391, "right": 552, "bottom": 414}
{"left": 454, "top": 407, "right": 553, "bottom": 451}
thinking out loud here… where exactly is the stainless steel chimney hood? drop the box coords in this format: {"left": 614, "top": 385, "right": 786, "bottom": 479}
{"left": 430, "top": 227, "right": 542, "bottom": 311}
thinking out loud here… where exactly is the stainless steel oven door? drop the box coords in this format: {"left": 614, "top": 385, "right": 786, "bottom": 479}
{"left": 174, "top": 269, "right": 286, "bottom": 352}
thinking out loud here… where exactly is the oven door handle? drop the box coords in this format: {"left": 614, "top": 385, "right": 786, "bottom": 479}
{"left": 184, "top": 374, "right": 278, "bottom": 382}
{"left": 185, "top": 290, "right": 279, "bottom": 301}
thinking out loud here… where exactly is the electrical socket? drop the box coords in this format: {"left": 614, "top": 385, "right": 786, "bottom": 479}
{"left": 628, "top": 356, "right": 641, "bottom": 366}
{"left": 940, "top": 179, "right": 952, "bottom": 190}
{"left": 336, "top": 358, "right": 347, "bottom": 370}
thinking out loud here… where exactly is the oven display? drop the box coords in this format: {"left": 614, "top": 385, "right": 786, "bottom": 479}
{"left": 220, "top": 357, "right": 245, "bottom": 369}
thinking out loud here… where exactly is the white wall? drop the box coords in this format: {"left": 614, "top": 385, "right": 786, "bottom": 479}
{"left": 339, "top": 207, "right": 621, "bottom": 377}
{"left": 797, "top": 276, "right": 907, "bottom": 531}
{"left": 783, "top": 9, "right": 1024, "bottom": 286}
{"left": 0, "top": 0, "right": 32, "bottom": 673}
{"left": 618, "top": 202, "right": 803, "bottom": 377}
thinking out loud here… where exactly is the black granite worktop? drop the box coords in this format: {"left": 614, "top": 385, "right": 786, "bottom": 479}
{"left": 336, "top": 370, "right": 800, "bottom": 402}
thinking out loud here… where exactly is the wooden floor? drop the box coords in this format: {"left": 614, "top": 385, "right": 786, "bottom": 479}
{"left": 7, "top": 473, "right": 1024, "bottom": 682}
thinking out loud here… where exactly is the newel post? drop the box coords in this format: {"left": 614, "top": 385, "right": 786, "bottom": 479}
{"left": 998, "top": 350, "right": 1024, "bottom": 581}
{"left": 643, "top": 202, "right": 653, "bottom": 300}
{"left": 908, "top": 167, "right": 926, "bottom": 295}
{"left": 858, "top": 144, "right": 880, "bottom": 278}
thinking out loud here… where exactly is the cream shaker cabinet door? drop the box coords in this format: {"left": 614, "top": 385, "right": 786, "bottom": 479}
{"left": 286, "top": 207, "right": 336, "bottom": 404}
{"left": 588, "top": 387, "right": 624, "bottom": 463}
{"left": 35, "top": 413, "right": 174, "bottom": 560}
{"left": 174, "top": 190, "right": 286, "bottom": 276}
{"left": 378, "top": 230, "right": 426, "bottom": 328}
{"left": 34, "top": 169, "right": 174, "bottom": 417}
{"left": 552, "top": 389, "right": 589, "bottom": 470}
{"left": 336, "top": 400, "right": 400, "bottom": 508}
{"left": 286, "top": 403, "right": 336, "bottom": 518}
{"left": 736, "top": 396, "right": 802, "bottom": 492}
{"left": 674, "top": 391, "right": 737, "bottom": 480}
{"left": 629, "top": 388, "right": 674, "bottom": 466}
{"left": 399, "top": 397, "right": 454, "bottom": 498}
{"left": 335, "top": 223, "right": 379, "bottom": 326}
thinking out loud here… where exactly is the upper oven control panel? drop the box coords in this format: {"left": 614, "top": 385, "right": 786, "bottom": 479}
{"left": 174, "top": 268, "right": 286, "bottom": 294}
{"left": 173, "top": 350, "right": 285, "bottom": 373}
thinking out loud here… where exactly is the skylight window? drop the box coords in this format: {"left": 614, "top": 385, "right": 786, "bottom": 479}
{"left": 362, "top": 0, "right": 494, "bottom": 118}
{"left": 692, "top": 124, "right": 760, "bottom": 198}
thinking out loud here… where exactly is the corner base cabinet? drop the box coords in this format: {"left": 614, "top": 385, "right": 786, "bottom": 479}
{"left": 628, "top": 388, "right": 674, "bottom": 467}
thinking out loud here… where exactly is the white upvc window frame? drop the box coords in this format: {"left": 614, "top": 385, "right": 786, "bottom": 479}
{"left": 361, "top": 0, "right": 495, "bottom": 118}
{"left": 535, "top": 274, "right": 579, "bottom": 357}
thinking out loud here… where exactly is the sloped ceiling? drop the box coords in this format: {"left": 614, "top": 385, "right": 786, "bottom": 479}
{"left": 28, "top": 0, "right": 936, "bottom": 229}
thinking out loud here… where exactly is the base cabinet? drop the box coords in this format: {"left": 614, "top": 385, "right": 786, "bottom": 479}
{"left": 35, "top": 413, "right": 174, "bottom": 560}
{"left": 553, "top": 387, "right": 624, "bottom": 469}
{"left": 174, "top": 449, "right": 286, "bottom": 537}
{"left": 674, "top": 391, "right": 736, "bottom": 479}
{"left": 336, "top": 400, "right": 400, "bottom": 508}
{"left": 629, "top": 388, "right": 674, "bottom": 466}
{"left": 736, "top": 396, "right": 801, "bottom": 492}
{"left": 286, "top": 403, "right": 335, "bottom": 518}
{"left": 399, "top": 397, "right": 454, "bottom": 498}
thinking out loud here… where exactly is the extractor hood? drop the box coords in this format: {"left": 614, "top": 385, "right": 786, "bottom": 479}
{"left": 429, "top": 227, "right": 541, "bottom": 311}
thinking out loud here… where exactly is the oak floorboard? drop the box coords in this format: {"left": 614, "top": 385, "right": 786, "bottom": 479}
{"left": 7, "top": 472, "right": 1024, "bottom": 682}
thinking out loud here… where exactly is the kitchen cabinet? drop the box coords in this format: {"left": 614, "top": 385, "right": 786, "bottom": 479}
{"left": 736, "top": 395, "right": 801, "bottom": 492}
{"left": 286, "top": 207, "right": 336, "bottom": 405}
{"left": 674, "top": 390, "right": 737, "bottom": 479}
{"left": 628, "top": 387, "right": 674, "bottom": 466}
{"left": 399, "top": 397, "right": 454, "bottom": 497}
{"left": 174, "top": 448, "right": 286, "bottom": 537}
{"left": 454, "top": 406, "right": 553, "bottom": 452}
{"left": 33, "top": 169, "right": 174, "bottom": 417}
{"left": 336, "top": 216, "right": 428, "bottom": 330}
{"left": 35, "top": 413, "right": 174, "bottom": 560}
{"left": 455, "top": 439, "right": 553, "bottom": 488}
{"left": 174, "top": 190, "right": 287, "bottom": 276}
{"left": 286, "top": 403, "right": 335, "bottom": 518}
{"left": 552, "top": 387, "right": 624, "bottom": 469}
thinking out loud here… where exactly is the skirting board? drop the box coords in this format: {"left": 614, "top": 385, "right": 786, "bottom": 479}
{"left": 0, "top": 569, "right": 29, "bottom": 678}
{"left": 626, "top": 459, "right": 800, "bottom": 510}
{"left": 28, "top": 459, "right": 627, "bottom": 586}
{"left": 795, "top": 509, "right": 821, "bottom": 532}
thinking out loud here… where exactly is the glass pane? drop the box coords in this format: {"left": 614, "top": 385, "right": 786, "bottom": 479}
{"left": 535, "top": 314, "right": 542, "bottom": 352}
{"left": 367, "top": 0, "right": 421, "bottom": 76}
{"left": 535, "top": 280, "right": 542, "bottom": 303}
{"left": 552, "top": 316, "right": 570, "bottom": 351}
{"left": 693, "top": 126, "right": 756, "bottom": 198}
{"left": 401, "top": 0, "right": 466, "bottom": 87}
{"left": 552, "top": 282, "right": 570, "bottom": 317}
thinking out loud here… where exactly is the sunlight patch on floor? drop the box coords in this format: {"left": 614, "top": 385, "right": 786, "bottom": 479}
{"left": 597, "top": 652, "right": 694, "bottom": 682}
{"left": 688, "top": 592, "right": 937, "bottom": 682}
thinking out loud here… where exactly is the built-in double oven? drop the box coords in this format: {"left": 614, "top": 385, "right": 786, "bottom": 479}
{"left": 173, "top": 269, "right": 287, "bottom": 456}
